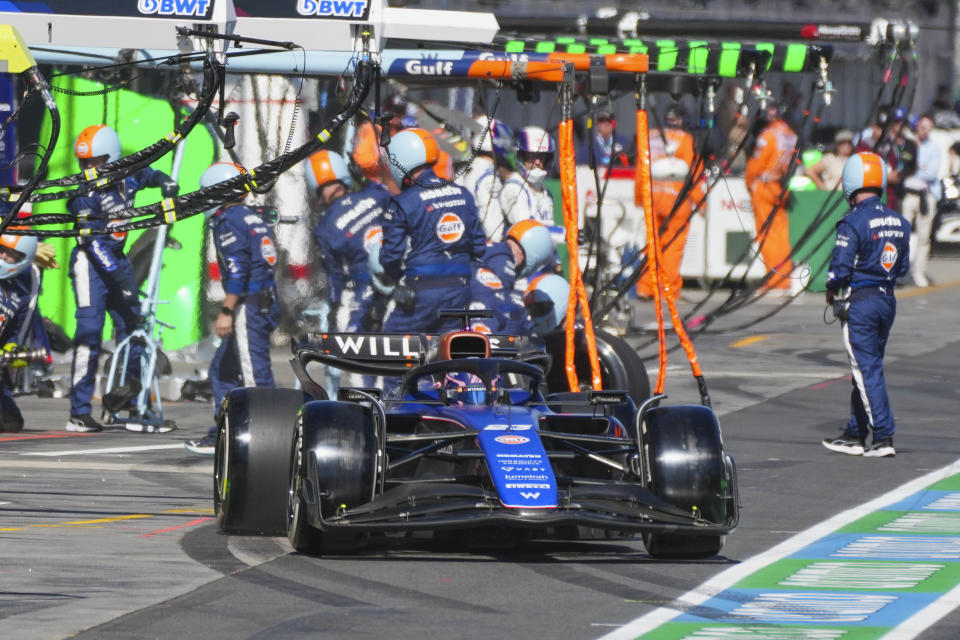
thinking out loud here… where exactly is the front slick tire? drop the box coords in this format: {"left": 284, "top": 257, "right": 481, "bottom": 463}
{"left": 215, "top": 388, "right": 306, "bottom": 535}
{"left": 288, "top": 401, "right": 377, "bottom": 554}
{"left": 642, "top": 404, "right": 727, "bottom": 559}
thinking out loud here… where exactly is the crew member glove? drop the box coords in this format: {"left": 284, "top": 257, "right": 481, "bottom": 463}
{"left": 3, "top": 343, "right": 27, "bottom": 369}
{"left": 160, "top": 178, "right": 179, "bottom": 199}
{"left": 34, "top": 242, "right": 59, "bottom": 270}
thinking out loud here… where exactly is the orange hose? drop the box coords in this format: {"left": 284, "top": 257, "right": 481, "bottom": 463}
{"left": 635, "top": 109, "right": 667, "bottom": 394}
{"left": 558, "top": 118, "right": 603, "bottom": 391}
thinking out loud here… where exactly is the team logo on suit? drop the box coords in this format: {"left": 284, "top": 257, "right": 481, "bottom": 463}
{"left": 880, "top": 242, "right": 897, "bottom": 272}
{"left": 261, "top": 236, "right": 277, "bottom": 266}
{"left": 476, "top": 268, "right": 503, "bottom": 289}
{"left": 436, "top": 213, "right": 465, "bottom": 243}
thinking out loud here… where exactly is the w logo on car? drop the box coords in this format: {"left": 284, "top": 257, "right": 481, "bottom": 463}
{"left": 520, "top": 492, "right": 541, "bottom": 499}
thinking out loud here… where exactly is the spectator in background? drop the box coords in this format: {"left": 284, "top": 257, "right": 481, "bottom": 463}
{"left": 900, "top": 115, "right": 941, "bottom": 287}
{"left": 805, "top": 129, "right": 855, "bottom": 191}
{"left": 577, "top": 107, "right": 633, "bottom": 168}
{"left": 930, "top": 84, "right": 960, "bottom": 129}
{"left": 856, "top": 107, "right": 903, "bottom": 210}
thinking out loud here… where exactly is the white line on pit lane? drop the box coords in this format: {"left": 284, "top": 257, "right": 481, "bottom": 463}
{"left": 598, "top": 458, "right": 960, "bottom": 640}
{"left": 21, "top": 444, "right": 187, "bottom": 457}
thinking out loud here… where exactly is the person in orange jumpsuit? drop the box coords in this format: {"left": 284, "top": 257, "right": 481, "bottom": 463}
{"left": 638, "top": 104, "right": 701, "bottom": 300}
{"left": 745, "top": 102, "right": 798, "bottom": 291}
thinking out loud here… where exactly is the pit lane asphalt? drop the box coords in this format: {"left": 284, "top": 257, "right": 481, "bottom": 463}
{"left": 2, "top": 254, "right": 960, "bottom": 640}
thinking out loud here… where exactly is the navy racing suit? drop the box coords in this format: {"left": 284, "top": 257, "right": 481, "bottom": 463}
{"left": 825, "top": 195, "right": 910, "bottom": 443}
{"left": 67, "top": 167, "right": 171, "bottom": 417}
{"left": 469, "top": 242, "right": 532, "bottom": 336}
{"left": 0, "top": 270, "right": 33, "bottom": 431}
{"left": 381, "top": 170, "right": 486, "bottom": 333}
{"left": 209, "top": 204, "right": 280, "bottom": 417}
{"left": 313, "top": 181, "right": 391, "bottom": 332}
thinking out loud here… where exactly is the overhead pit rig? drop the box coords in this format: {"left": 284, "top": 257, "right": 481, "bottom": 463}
{"left": 0, "top": 3, "right": 921, "bottom": 411}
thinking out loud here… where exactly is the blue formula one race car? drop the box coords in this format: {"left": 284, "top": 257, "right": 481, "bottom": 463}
{"left": 213, "top": 319, "right": 739, "bottom": 559}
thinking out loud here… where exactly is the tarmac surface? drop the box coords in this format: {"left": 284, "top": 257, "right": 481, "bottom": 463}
{"left": 2, "top": 252, "right": 960, "bottom": 639}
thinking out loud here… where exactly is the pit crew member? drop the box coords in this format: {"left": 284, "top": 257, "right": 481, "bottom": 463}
{"left": 0, "top": 230, "right": 37, "bottom": 432}
{"left": 637, "top": 104, "right": 701, "bottom": 301}
{"left": 66, "top": 124, "right": 179, "bottom": 433}
{"left": 380, "top": 128, "right": 486, "bottom": 334}
{"left": 308, "top": 149, "right": 391, "bottom": 332}
{"left": 456, "top": 116, "right": 514, "bottom": 241}
{"left": 822, "top": 152, "right": 909, "bottom": 458}
{"left": 500, "top": 126, "right": 557, "bottom": 228}
{"left": 745, "top": 102, "right": 797, "bottom": 292}
{"left": 469, "top": 219, "right": 555, "bottom": 335}
{"left": 185, "top": 162, "right": 280, "bottom": 455}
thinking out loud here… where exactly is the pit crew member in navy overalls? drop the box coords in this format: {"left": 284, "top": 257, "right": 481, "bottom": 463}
{"left": 522, "top": 273, "right": 571, "bottom": 338}
{"left": 67, "top": 124, "right": 179, "bottom": 433}
{"left": 308, "top": 149, "right": 391, "bottom": 332}
{"left": 469, "top": 219, "right": 554, "bottom": 335}
{"left": 499, "top": 126, "right": 557, "bottom": 228}
{"left": 822, "top": 152, "right": 909, "bottom": 458}
{"left": 0, "top": 230, "right": 38, "bottom": 433}
{"left": 185, "top": 162, "right": 280, "bottom": 456}
{"left": 380, "top": 128, "right": 486, "bottom": 334}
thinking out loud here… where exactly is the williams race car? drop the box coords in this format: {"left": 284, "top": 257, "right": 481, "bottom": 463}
{"left": 214, "top": 322, "right": 739, "bottom": 559}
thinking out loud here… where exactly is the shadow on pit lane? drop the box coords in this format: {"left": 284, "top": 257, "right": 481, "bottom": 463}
{"left": 183, "top": 522, "right": 738, "bottom": 571}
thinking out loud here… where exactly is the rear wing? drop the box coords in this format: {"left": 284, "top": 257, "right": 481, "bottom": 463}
{"left": 290, "top": 333, "right": 524, "bottom": 395}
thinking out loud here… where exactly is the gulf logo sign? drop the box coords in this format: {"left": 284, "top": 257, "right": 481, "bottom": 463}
{"left": 436, "top": 212, "right": 465, "bottom": 244}
{"left": 880, "top": 241, "right": 897, "bottom": 272}
{"left": 261, "top": 237, "right": 278, "bottom": 266}
{"left": 495, "top": 435, "right": 530, "bottom": 445}
{"left": 476, "top": 268, "right": 503, "bottom": 289}
{"left": 362, "top": 225, "right": 383, "bottom": 253}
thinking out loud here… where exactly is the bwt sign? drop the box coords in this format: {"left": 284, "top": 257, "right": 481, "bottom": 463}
{"left": 138, "top": 0, "right": 213, "bottom": 17}
{"left": 297, "top": 0, "right": 370, "bottom": 18}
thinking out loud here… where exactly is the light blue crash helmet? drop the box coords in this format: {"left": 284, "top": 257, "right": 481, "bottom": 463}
{"left": 305, "top": 150, "right": 352, "bottom": 195}
{"left": 199, "top": 162, "right": 246, "bottom": 217}
{"left": 841, "top": 152, "right": 887, "bottom": 202}
{"left": 0, "top": 231, "right": 37, "bottom": 280}
{"left": 523, "top": 273, "right": 570, "bottom": 335}
{"left": 506, "top": 219, "right": 554, "bottom": 277}
{"left": 386, "top": 128, "right": 439, "bottom": 187}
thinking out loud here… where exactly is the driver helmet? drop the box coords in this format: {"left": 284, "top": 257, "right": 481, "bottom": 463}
{"left": 443, "top": 371, "right": 487, "bottom": 406}
{"left": 506, "top": 219, "right": 554, "bottom": 277}
{"left": 523, "top": 273, "right": 570, "bottom": 335}
{"left": 75, "top": 124, "right": 122, "bottom": 166}
{"left": 305, "top": 150, "right": 352, "bottom": 195}
{"left": 387, "top": 128, "right": 440, "bottom": 187}
{"left": 0, "top": 229, "right": 38, "bottom": 280}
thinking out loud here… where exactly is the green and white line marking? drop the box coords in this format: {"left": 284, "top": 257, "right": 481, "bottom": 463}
{"left": 601, "top": 460, "right": 960, "bottom": 640}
